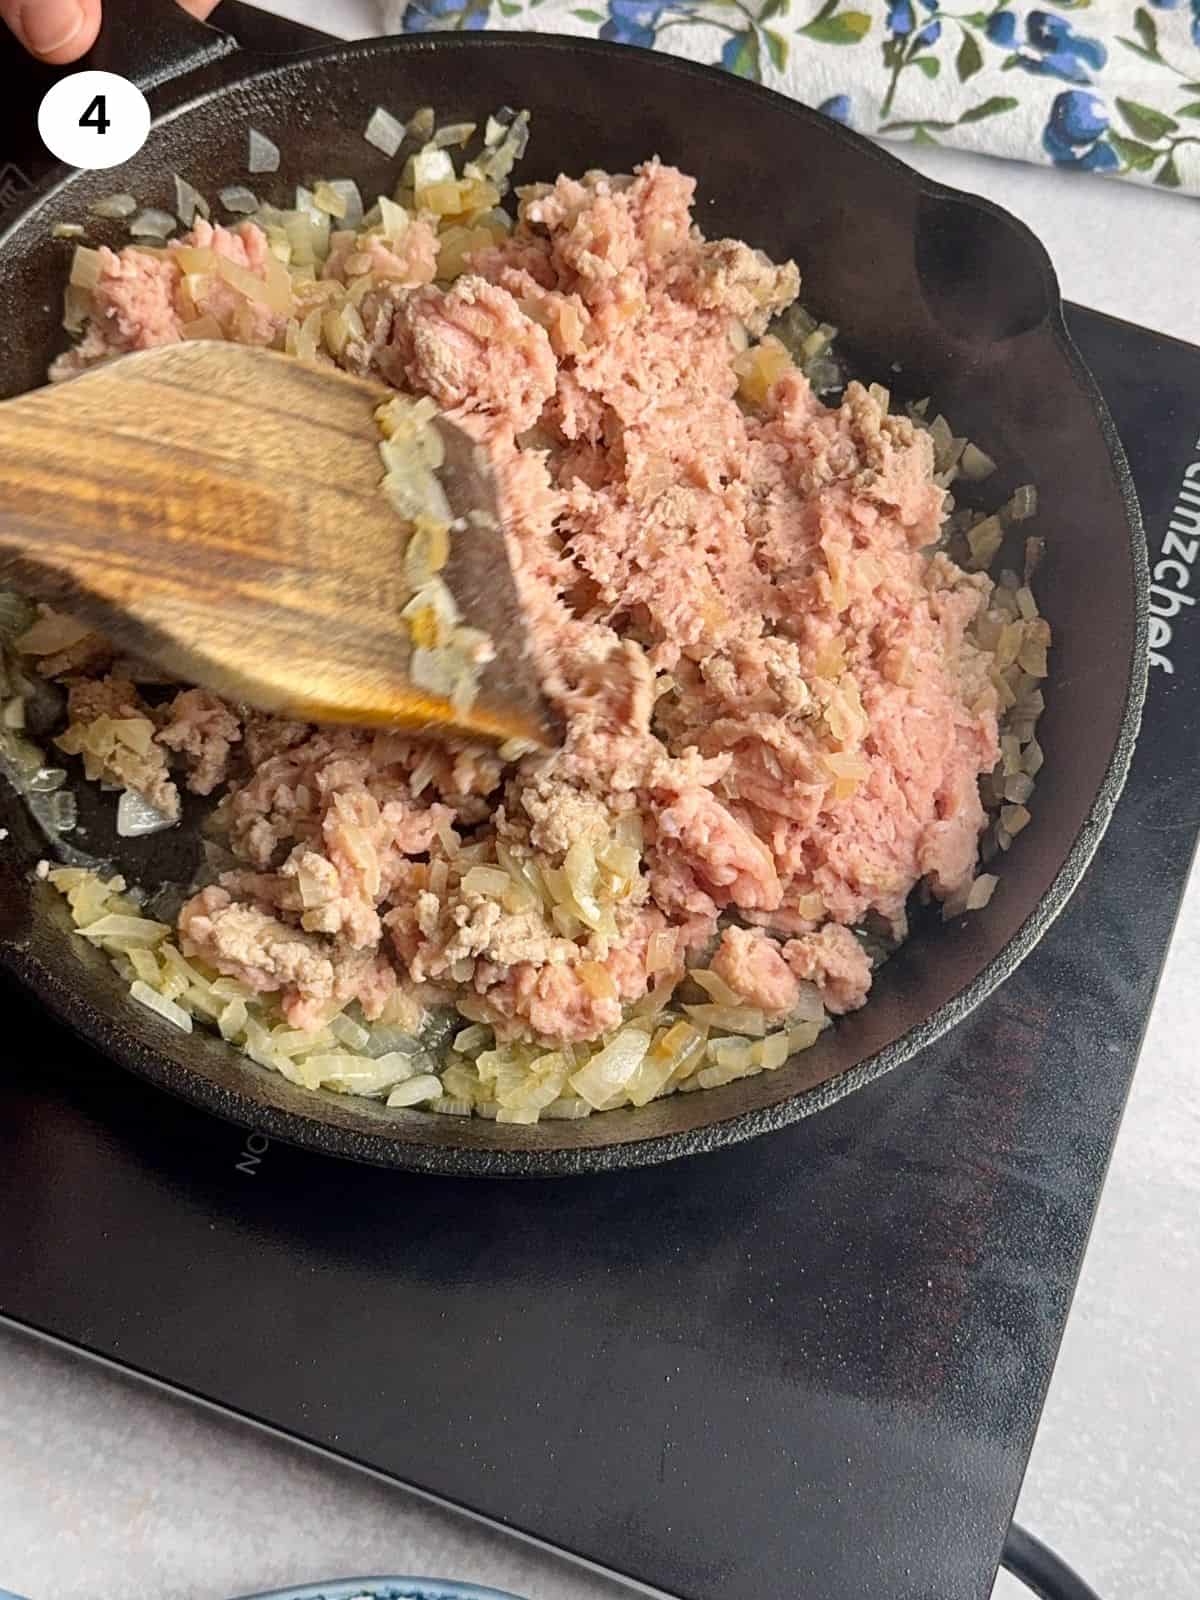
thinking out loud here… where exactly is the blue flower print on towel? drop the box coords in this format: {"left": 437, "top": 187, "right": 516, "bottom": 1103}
{"left": 914, "top": 14, "right": 941, "bottom": 48}
{"left": 600, "top": 0, "right": 671, "bottom": 48}
{"left": 887, "top": 0, "right": 938, "bottom": 39}
{"left": 402, "top": 0, "right": 489, "bottom": 29}
{"left": 817, "top": 94, "right": 854, "bottom": 126}
{"left": 720, "top": 30, "right": 749, "bottom": 71}
{"left": 486, "top": 0, "right": 1200, "bottom": 197}
{"left": 985, "top": 10, "right": 1017, "bottom": 46}
{"left": 1043, "top": 89, "right": 1119, "bottom": 170}
{"left": 880, "top": 0, "right": 942, "bottom": 117}
{"left": 1008, "top": 11, "right": 1108, "bottom": 83}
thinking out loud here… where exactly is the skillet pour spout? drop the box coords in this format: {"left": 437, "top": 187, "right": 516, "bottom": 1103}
{"left": 0, "top": 24, "right": 1147, "bottom": 1175}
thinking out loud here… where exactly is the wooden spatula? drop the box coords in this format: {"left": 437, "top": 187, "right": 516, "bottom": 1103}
{"left": 0, "top": 341, "right": 559, "bottom": 748}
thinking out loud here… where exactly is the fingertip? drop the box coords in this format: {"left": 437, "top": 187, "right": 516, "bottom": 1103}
{"left": 32, "top": 22, "right": 99, "bottom": 65}
{"left": 20, "top": 0, "right": 101, "bottom": 63}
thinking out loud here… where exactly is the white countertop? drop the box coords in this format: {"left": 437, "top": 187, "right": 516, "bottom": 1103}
{"left": 2, "top": 11, "right": 1198, "bottom": 1597}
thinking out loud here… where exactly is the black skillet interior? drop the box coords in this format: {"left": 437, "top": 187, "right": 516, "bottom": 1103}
{"left": 0, "top": 18, "right": 1147, "bottom": 1174}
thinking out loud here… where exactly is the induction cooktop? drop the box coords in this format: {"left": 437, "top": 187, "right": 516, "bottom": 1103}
{"left": 2, "top": 8, "right": 1198, "bottom": 1599}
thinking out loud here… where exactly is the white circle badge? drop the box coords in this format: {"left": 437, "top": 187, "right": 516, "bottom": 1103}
{"left": 37, "top": 70, "right": 150, "bottom": 171}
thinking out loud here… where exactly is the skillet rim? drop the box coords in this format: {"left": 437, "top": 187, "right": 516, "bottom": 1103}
{"left": 0, "top": 33, "right": 1150, "bottom": 1176}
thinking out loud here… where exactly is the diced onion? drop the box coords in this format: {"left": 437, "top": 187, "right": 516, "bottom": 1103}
{"left": 320, "top": 300, "right": 361, "bottom": 358}
{"left": 959, "top": 442, "right": 996, "bottom": 481}
{"left": 172, "top": 244, "right": 217, "bottom": 273}
{"left": 407, "top": 106, "right": 435, "bottom": 142}
{"left": 52, "top": 223, "right": 85, "bottom": 240}
{"left": 215, "top": 252, "right": 293, "bottom": 315}
{"left": 130, "top": 981, "right": 193, "bottom": 1033}
{"left": 403, "top": 517, "right": 450, "bottom": 586}
{"left": 432, "top": 121, "right": 476, "bottom": 148}
{"left": 288, "top": 307, "right": 320, "bottom": 363}
{"left": 684, "top": 1003, "right": 767, "bottom": 1037}
{"left": 38, "top": 789, "right": 76, "bottom": 833}
{"left": 62, "top": 284, "right": 91, "bottom": 333}
{"left": 733, "top": 337, "right": 792, "bottom": 407}
{"left": 208, "top": 978, "right": 252, "bottom": 1004}
{"left": 541, "top": 1097, "right": 592, "bottom": 1120}
{"left": 386, "top": 1073, "right": 444, "bottom": 1107}
{"left": 129, "top": 208, "right": 176, "bottom": 240}
{"left": 787, "top": 1020, "right": 824, "bottom": 1052}
{"left": 312, "top": 180, "right": 348, "bottom": 219}
{"left": 1006, "top": 484, "right": 1038, "bottom": 522}
{"left": 285, "top": 207, "right": 331, "bottom": 267}
{"left": 966, "top": 874, "right": 998, "bottom": 910}
{"left": 790, "top": 982, "right": 827, "bottom": 1025}
{"left": 69, "top": 245, "right": 102, "bottom": 289}
{"left": 27, "top": 766, "right": 66, "bottom": 793}
{"left": 173, "top": 173, "right": 210, "bottom": 226}
{"left": 117, "top": 789, "right": 177, "bottom": 838}
{"left": 756, "top": 1032, "right": 791, "bottom": 1070}
{"left": 967, "top": 515, "right": 1003, "bottom": 571}
{"left": 363, "top": 1025, "right": 424, "bottom": 1060}
{"left": 90, "top": 192, "right": 137, "bottom": 218}
{"left": 413, "top": 146, "right": 455, "bottom": 194}
{"left": 307, "top": 1051, "right": 420, "bottom": 1095}
{"left": 126, "top": 948, "right": 160, "bottom": 986}
{"left": 625, "top": 1034, "right": 686, "bottom": 1105}
{"left": 218, "top": 998, "right": 248, "bottom": 1040}
{"left": 329, "top": 1013, "right": 371, "bottom": 1051}
{"left": 219, "top": 184, "right": 259, "bottom": 214}
{"left": 82, "top": 913, "right": 170, "bottom": 947}
{"left": 324, "top": 179, "right": 363, "bottom": 230}
{"left": 707, "top": 1036, "right": 757, "bottom": 1071}
{"left": 799, "top": 356, "right": 836, "bottom": 393}
{"left": 460, "top": 865, "right": 513, "bottom": 897}
{"left": 365, "top": 105, "right": 405, "bottom": 157}
{"left": 1000, "top": 803, "right": 1031, "bottom": 838}
{"left": 377, "top": 194, "right": 410, "bottom": 239}
{"left": 569, "top": 1028, "right": 650, "bottom": 1109}
{"left": 430, "top": 1097, "right": 472, "bottom": 1116}
{"left": 689, "top": 968, "right": 744, "bottom": 1008}
{"left": 484, "top": 111, "right": 511, "bottom": 148}
{"left": 247, "top": 128, "right": 280, "bottom": 173}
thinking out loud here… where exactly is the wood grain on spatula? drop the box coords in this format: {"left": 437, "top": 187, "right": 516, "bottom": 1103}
{"left": 0, "top": 341, "right": 558, "bottom": 747}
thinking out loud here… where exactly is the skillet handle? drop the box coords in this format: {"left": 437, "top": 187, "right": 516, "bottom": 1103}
{"left": 83, "top": 3, "right": 239, "bottom": 93}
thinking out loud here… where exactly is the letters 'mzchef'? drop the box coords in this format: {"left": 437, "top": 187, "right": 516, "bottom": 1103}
{"left": 1149, "top": 440, "right": 1200, "bottom": 675}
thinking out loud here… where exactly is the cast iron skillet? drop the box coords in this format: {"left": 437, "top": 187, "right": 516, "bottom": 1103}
{"left": 0, "top": 8, "right": 1148, "bottom": 1176}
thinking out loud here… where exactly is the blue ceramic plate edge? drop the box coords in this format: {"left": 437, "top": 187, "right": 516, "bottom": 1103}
{"left": 233, "top": 1579, "right": 524, "bottom": 1600}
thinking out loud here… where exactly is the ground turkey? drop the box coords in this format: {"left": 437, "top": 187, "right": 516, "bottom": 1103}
{"left": 57, "top": 158, "right": 1002, "bottom": 1051}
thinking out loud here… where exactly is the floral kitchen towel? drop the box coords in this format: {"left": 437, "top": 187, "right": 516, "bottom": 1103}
{"left": 383, "top": 0, "right": 1200, "bottom": 192}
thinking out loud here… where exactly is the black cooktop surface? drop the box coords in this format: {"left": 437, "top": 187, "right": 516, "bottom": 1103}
{"left": 2, "top": 10, "right": 1199, "bottom": 1600}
